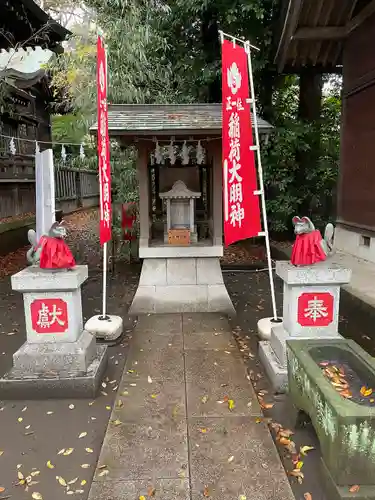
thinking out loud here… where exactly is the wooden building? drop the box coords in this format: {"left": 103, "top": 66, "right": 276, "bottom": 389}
{"left": 0, "top": 0, "right": 69, "bottom": 219}
{"left": 275, "top": 0, "right": 375, "bottom": 263}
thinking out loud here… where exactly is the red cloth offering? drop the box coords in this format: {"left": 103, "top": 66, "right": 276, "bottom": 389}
{"left": 39, "top": 236, "right": 76, "bottom": 269}
{"left": 290, "top": 229, "right": 326, "bottom": 266}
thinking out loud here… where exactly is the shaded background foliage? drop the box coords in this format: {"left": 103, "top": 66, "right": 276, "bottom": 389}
{"left": 44, "top": 0, "right": 341, "bottom": 238}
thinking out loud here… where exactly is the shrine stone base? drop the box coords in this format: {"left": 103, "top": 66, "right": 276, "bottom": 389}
{"left": 0, "top": 266, "right": 108, "bottom": 399}
{"left": 259, "top": 260, "right": 351, "bottom": 393}
{"left": 129, "top": 257, "right": 235, "bottom": 315}
{"left": 85, "top": 315, "right": 123, "bottom": 342}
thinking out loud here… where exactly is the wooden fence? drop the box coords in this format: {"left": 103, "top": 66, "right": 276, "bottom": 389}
{"left": 0, "top": 158, "right": 99, "bottom": 219}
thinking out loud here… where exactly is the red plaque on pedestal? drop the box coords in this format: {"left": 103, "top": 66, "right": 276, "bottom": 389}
{"left": 31, "top": 299, "right": 68, "bottom": 334}
{"left": 297, "top": 292, "right": 334, "bottom": 327}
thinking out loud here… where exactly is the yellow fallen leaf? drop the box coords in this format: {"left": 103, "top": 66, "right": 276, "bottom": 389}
{"left": 63, "top": 448, "right": 74, "bottom": 456}
{"left": 300, "top": 445, "right": 315, "bottom": 456}
{"left": 81, "top": 480, "right": 87, "bottom": 486}
{"left": 32, "top": 493, "right": 43, "bottom": 500}
{"left": 113, "top": 419, "right": 122, "bottom": 426}
{"left": 121, "top": 391, "right": 129, "bottom": 396}
{"left": 200, "top": 428, "right": 208, "bottom": 433}
{"left": 228, "top": 399, "right": 235, "bottom": 410}
{"left": 255, "top": 418, "right": 262, "bottom": 423}
{"left": 105, "top": 406, "right": 111, "bottom": 410}
{"left": 47, "top": 460, "right": 55, "bottom": 469}
{"left": 296, "top": 461, "right": 304, "bottom": 469}
{"left": 150, "top": 394, "right": 157, "bottom": 399}
{"left": 18, "top": 417, "right": 23, "bottom": 423}
{"left": 201, "top": 395, "right": 209, "bottom": 404}
{"left": 68, "top": 478, "right": 78, "bottom": 485}
{"left": 56, "top": 476, "right": 67, "bottom": 486}
{"left": 81, "top": 464, "right": 90, "bottom": 469}
{"left": 78, "top": 432, "right": 87, "bottom": 439}
{"left": 139, "top": 496, "right": 146, "bottom": 500}
{"left": 239, "top": 496, "right": 247, "bottom": 500}
{"left": 85, "top": 448, "right": 94, "bottom": 453}
{"left": 0, "top": 451, "right": 3, "bottom": 456}
{"left": 18, "top": 471, "right": 24, "bottom": 480}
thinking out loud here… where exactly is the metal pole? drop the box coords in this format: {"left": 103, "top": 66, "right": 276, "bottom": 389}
{"left": 245, "top": 41, "right": 278, "bottom": 320}
{"left": 102, "top": 241, "right": 108, "bottom": 317}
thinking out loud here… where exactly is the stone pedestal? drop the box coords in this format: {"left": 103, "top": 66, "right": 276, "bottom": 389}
{"left": 259, "top": 260, "right": 351, "bottom": 393}
{"left": 129, "top": 257, "right": 235, "bottom": 315}
{"left": 0, "top": 266, "right": 107, "bottom": 399}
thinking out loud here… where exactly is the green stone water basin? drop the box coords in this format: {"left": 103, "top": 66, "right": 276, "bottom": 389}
{"left": 287, "top": 338, "right": 375, "bottom": 486}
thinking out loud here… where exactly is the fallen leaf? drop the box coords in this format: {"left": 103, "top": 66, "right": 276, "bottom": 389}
{"left": 81, "top": 464, "right": 90, "bottom": 469}
{"left": 112, "top": 419, "right": 122, "bottom": 426}
{"left": 148, "top": 376, "right": 153, "bottom": 384}
{"left": 116, "top": 400, "right": 124, "bottom": 408}
{"left": 67, "top": 492, "right": 74, "bottom": 496}
{"left": 105, "top": 406, "right": 111, "bottom": 410}
{"left": 75, "top": 490, "right": 85, "bottom": 494}
{"left": 121, "top": 391, "right": 129, "bottom": 396}
{"left": 98, "top": 470, "right": 109, "bottom": 477}
{"left": 63, "top": 448, "right": 74, "bottom": 456}
{"left": 46, "top": 411, "right": 54, "bottom": 415}
{"left": 289, "top": 469, "right": 304, "bottom": 484}
{"left": 17, "top": 471, "right": 24, "bottom": 480}
{"left": 102, "top": 382, "right": 107, "bottom": 388}
{"left": 296, "top": 461, "right": 304, "bottom": 469}
{"left": 228, "top": 455, "right": 234, "bottom": 463}
{"left": 139, "top": 496, "right": 146, "bottom": 500}
{"left": 150, "top": 394, "right": 157, "bottom": 399}
{"left": 78, "top": 432, "right": 87, "bottom": 439}
{"left": 101, "top": 391, "right": 108, "bottom": 397}
{"left": 304, "top": 494, "right": 312, "bottom": 500}
{"left": 56, "top": 476, "right": 67, "bottom": 487}
{"left": 85, "top": 448, "right": 93, "bottom": 453}
{"left": 69, "top": 404, "right": 75, "bottom": 410}
{"left": 32, "top": 493, "right": 43, "bottom": 500}
{"left": 58, "top": 448, "right": 66, "bottom": 455}
{"left": 201, "top": 395, "right": 209, "bottom": 404}
{"left": 203, "top": 486, "right": 210, "bottom": 497}
{"left": 255, "top": 418, "right": 262, "bottom": 423}
{"left": 31, "top": 471, "right": 40, "bottom": 477}
{"left": 147, "top": 486, "right": 156, "bottom": 497}
{"left": 239, "top": 496, "right": 247, "bottom": 500}
{"left": 81, "top": 480, "right": 87, "bottom": 486}
{"left": 0, "top": 487, "right": 5, "bottom": 493}
{"left": 22, "top": 406, "right": 27, "bottom": 412}
{"left": 300, "top": 445, "right": 315, "bottom": 456}
{"left": 68, "top": 478, "right": 78, "bottom": 485}
{"left": 349, "top": 485, "right": 360, "bottom": 493}
{"left": 200, "top": 428, "right": 208, "bottom": 434}
{"left": 18, "top": 417, "right": 23, "bottom": 423}
{"left": 228, "top": 399, "right": 235, "bottom": 411}
{"left": 97, "top": 465, "right": 107, "bottom": 469}
{"left": 0, "top": 451, "right": 3, "bottom": 456}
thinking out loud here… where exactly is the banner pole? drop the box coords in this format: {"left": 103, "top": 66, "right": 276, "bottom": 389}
{"left": 245, "top": 41, "right": 278, "bottom": 321}
{"left": 102, "top": 241, "right": 108, "bottom": 318}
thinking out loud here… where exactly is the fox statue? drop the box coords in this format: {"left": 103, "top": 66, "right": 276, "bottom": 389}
{"left": 291, "top": 216, "right": 335, "bottom": 266}
{"left": 26, "top": 221, "right": 75, "bottom": 269}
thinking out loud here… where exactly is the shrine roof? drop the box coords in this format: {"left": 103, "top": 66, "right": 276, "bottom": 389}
{"left": 0, "top": 0, "right": 70, "bottom": 53}
{"left": 90, "top": 103, "right": 273, "bottom": 137}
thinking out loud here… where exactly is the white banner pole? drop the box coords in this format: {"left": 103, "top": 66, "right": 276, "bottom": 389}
{"left": 244, "top": 40, "right": 278, "bottom": 321}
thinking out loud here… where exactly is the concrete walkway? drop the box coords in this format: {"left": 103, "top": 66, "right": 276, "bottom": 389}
{"left": 88, "top": 313, "right": 294, "bottom": 500}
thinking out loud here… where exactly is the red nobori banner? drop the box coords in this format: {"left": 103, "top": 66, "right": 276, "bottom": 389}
{"left": 97, "top": 34, "right": 112, "bottom": 245}
{"left": 222, "top": 38, "right": 261, "bottom": 246}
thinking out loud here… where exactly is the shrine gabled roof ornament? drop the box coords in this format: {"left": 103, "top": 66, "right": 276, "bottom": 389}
{"left": 159, "top": 180, "right": 201, "bottom": 200}
{"left": 0, "top": 46, "right": 54, "bottom": 82}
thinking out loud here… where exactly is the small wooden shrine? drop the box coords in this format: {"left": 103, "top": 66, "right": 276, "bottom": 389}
{"left": 91, "top": 103, "right": 272, "bottom": 314}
